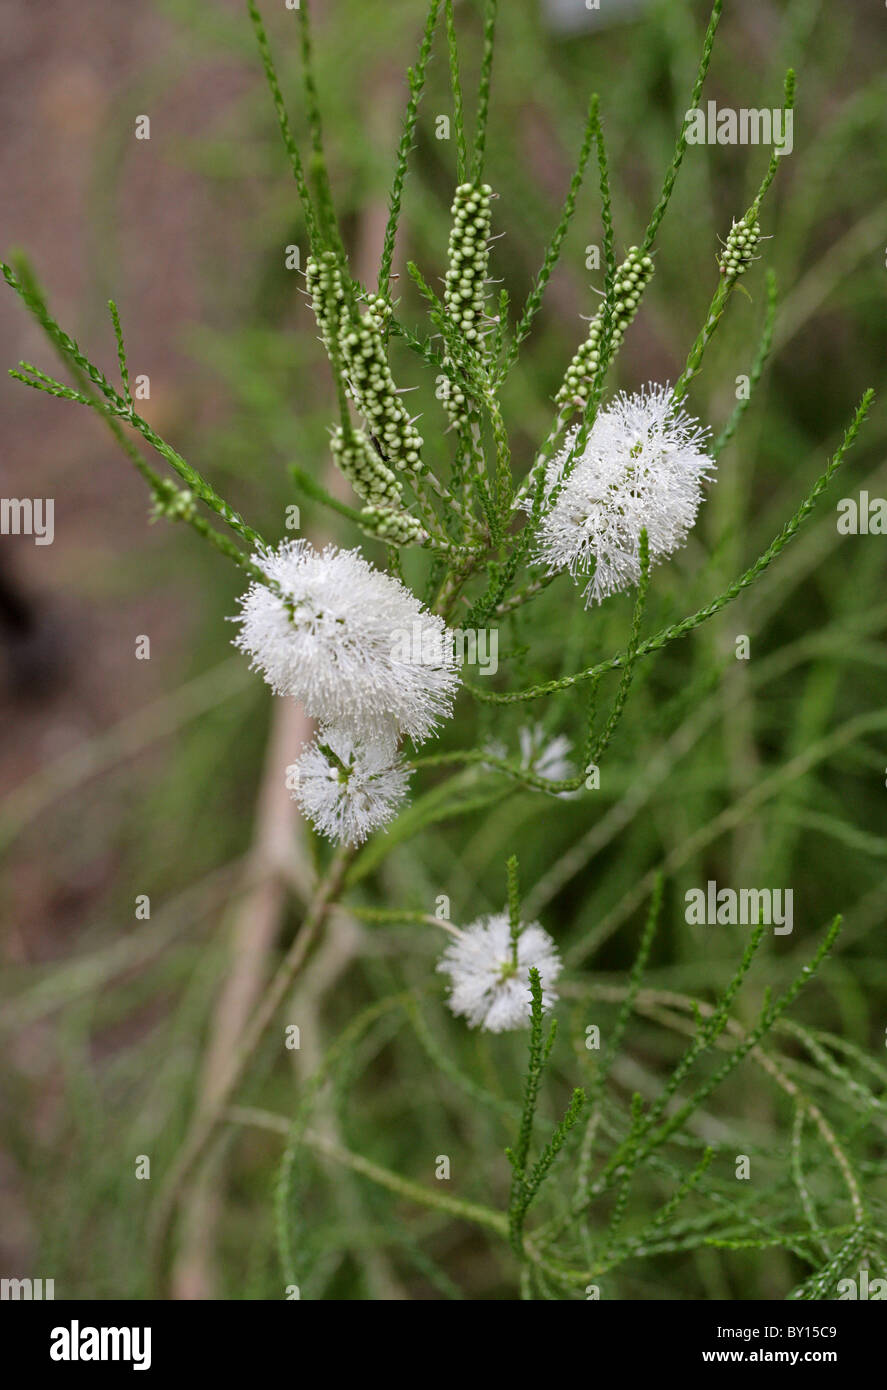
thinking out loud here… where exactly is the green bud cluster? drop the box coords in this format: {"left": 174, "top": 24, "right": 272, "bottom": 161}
{"left": 441, "top": 355, "right": 474, "bottom": 433}
{"left": 330, "top": 425, "right": 403, "bottom": 508}
{"left": 360, "top": 503, "right": 427, "bottom": 546}
{"left": 719, "top": 218, "right": 761, "bottom": 282}
{"left": 438, "top": 373, "right": 469, "bottom": 418}
{"left": 441, "top": 182, "right": 494, "bottom": 432}
{"left": 444, "top": 183, "right": 493, "bottom": 341}
{"left": 556, "top": 246, "right": 654, "bottom": 412}
{"left": 305, "top": 252, "right": 425, "bottom": 475}
{"left": 150, "top": 483, "right": 196, "bottom": 523}
{"left": 341, "top": 302, "right": 426, "bottom": 474}
{"left": 304, "top": 250, "right": 346, "bottom": 361}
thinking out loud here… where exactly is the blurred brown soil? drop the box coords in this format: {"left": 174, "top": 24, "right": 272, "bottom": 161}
{"left": 0, "top": 1, "right": 258, "bottom": 1273}
{"left": 0, "top": 0, "right": 253, "bottom": 956}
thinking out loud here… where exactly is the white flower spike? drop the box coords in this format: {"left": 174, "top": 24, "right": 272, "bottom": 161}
{"left": 293, "top": 726, "right": 409, "bottom": 846}
{"left": 437, "top": 912, "right": 562, "bottom": 1033}
{"left": 233, "top": 540, "right": 459, "bottom": 744}
{"left": 534, "top": 384, "right": 715, "bottom": 606}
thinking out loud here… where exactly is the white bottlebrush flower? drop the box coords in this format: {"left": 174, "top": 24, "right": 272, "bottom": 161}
{"left": 437, "top": 912, "right": 562, "bottom": 1033}
{"left": 293, "top": 726, "right": 409, "bottom": 846}
{"left": 233, "top": 541, "right": 459, "bottom": 743}
{"left": 533, "top": 384, "right": 715, "bottom": 605}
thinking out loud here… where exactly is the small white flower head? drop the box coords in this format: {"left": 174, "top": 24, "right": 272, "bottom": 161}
{"left": 233, "top": 541, "right": 459, "bottom": 743}
{"left": 533, "top": 384, "right": 715, "bottom": 606}
{"left": 482, "top": 723, "right": 577, "bottom": 798}
{"left": 437, "top": 912, "right": 562, "bottom": 1033}
{"left": 518, "top": 723, "right": 575, "bottom": 784}
{"left": 293, "top": 725, "right": 409, "bottom": 846}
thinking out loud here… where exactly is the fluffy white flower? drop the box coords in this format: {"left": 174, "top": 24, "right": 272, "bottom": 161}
{"left": 293, "top": 726, "right": 409, "bottom": 845}
{"left": 233, "top": 541, "right": 459, "bottom": 743}
{"left": 533, "top": 384, "right": 715, "bottom": 605}
{"left": 437, "top": 912, "right": 562, "bottom": 1033}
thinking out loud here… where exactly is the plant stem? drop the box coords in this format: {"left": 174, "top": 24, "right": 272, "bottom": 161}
{"left": 148, "top": 842, "right": 355, "bottom": 1290}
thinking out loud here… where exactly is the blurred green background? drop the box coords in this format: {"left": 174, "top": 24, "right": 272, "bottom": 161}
{"left": 1, "top": 0, "right": 886, "bottom": 1299}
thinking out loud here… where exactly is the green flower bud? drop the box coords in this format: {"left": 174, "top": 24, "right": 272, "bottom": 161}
{"left": 555, "top": 247, "right": 655, "bottom": 413}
